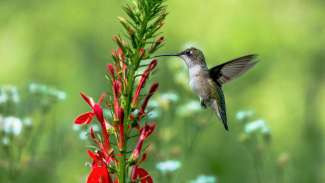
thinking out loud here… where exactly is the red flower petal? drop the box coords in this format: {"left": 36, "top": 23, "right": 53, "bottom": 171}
{"left": 131, "top": 60, "right": 158, "bottom": 108}
{"left": 87, "top": 150, "right": 98, "bottom": 161}
{"left": 107, "top": 64, "right": 115, "bottom": 79}
{"left": 93, "top": 104, "right": 105, "bottom": 123}
{"left": 138, "top": 83, "right": 159, "bottom": 119}
{"left": 87, "top": 166, "right": 112, "bottom": 183}
{"left": 131, "top": 166, "right": 153, "bottom": 183}
{"left": 98, "top": 92, "right": 106, "bottom": 105}
{"left": 142, "top": 123, "right": 156, "bottom": 138}
{"left": 80, "top": 92, "right": 95, "bottom": 107}
{"left": 74, "top": 112, "right": 94, "bottom": 124}
{"left": 131, "top": 123, "right": 156, "bottom": 161}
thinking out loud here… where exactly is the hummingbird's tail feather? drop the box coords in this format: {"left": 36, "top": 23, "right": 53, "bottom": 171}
{"left": 211, "top": 87, "right": 228, "bottom": 130}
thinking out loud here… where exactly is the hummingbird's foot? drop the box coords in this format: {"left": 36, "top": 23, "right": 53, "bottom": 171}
{"left": 200, "top": 99, "right": 207, "bottom": 109}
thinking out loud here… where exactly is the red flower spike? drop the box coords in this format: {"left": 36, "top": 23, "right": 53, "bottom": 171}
{"left": 130, "top": 123, "right": 156, "bottom": 161}
{"left": 131, "top": 166, "right": 153, "bottom": 183}
{"left": 74, "top": 112, "right": 94, "bottom": 125}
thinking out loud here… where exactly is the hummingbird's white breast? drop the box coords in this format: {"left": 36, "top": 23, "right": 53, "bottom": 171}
{"left": 188, "top": 65, "right": 211, "bottom": 99}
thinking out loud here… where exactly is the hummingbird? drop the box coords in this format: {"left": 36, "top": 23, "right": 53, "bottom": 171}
{"left": 154, "top": 47, "right": 258, "bottom": 130}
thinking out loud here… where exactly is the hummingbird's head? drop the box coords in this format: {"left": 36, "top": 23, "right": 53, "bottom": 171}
{"left": 154, "top": 47, "right": 206, "bottom": 67}
{"left": 178, "top": 47, "right": 205, "bottom": 66}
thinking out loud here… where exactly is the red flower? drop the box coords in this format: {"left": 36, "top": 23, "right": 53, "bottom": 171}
{"left": 130, "top": 123, "right": 156, "bottom": 161}
{"left": 138, "top": 83, "right": 159, "bottom": 120}
{"left": 87, "top": 150, "right": 113, "bottom": 183}
{"left": 74, "top": 92, "right": 111, "bottom": 152}
{"left": 74, "top": 92, "right": 105, "bottom": 125}
{"left": 131, "top": 166, "right": 153, "bottom": 183}
{"left": 131, "top": 60, "right": 158, "bottom": 108}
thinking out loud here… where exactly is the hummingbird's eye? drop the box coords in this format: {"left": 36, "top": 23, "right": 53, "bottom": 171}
{"left": 185, "top": 50, "right": 192, "bottom": 56}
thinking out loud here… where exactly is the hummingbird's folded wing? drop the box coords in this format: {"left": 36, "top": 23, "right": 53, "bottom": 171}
{"left": 209, "top": 54, "right": 258, "bottom": 85}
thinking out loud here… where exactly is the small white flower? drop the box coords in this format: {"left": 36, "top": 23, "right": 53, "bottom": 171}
{"left": 72, "top": 124, "right": 81, "bottom": 131}
{"left": 148, "top": 100, "right": 159, "bottom": 108}
{"left": 0, "top": 115, "right": 3, "bottom": 130}
{"left": 10, "top": 87, "right": 20, "bottom": 103}
{"left": 244, "top": 119, "right": 267, "bottom": 134}
{"left": 0, "top": 93, "right": 8, "bottom": 104}
{"left": 190, "top": 175, "right": 217, "bottom": 183}
{"left": 148, "top": 110, "right": 160, "bottom": 119}
{"left": 23, "top": 117, "right": 32, "bottom": 126}
{"left": 178, "top": 100, "right": 201, "bottom": 117}
{"left": 28, "top": 83, "right": 38, "bottom": 93}
{"left": 56, "top": 91, "right": 66, "bottom": 101}
{"left": 156, "top": 160, "right": 181, "bottom": 174}
{"left": 79, "top": 130, "right": 88, "bottom": 140}
{"left": 2, "top": 137, "right": 10, "bottom": 145}
{"left": 3, "top": 116, "right": 23, "bottom": 136}
{"left": 160, "top": 92, "right": 179, "bottom": 102}
{"left": 236, "top": 110, "right": 254, "bottom": 121}
{"left": 90, "top": 124, "right": 100, "bottom": 132}
{"left": 12, "top": 92, "right": 20, "bottom": 103}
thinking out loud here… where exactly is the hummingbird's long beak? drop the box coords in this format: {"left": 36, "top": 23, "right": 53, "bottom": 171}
{"left": 152, "top": 52, "right": 182, "bottom": 58}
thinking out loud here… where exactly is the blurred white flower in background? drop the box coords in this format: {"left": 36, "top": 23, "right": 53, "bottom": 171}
{"left": 90, "top": 124, "right": 100, "bottom": 132}
{"left": 160, "top": 92, "right": 179, "bottom": 102}
{"left": 28, "top": 83, "right": 66, "bottom": 101}
{"left": 11, "top": 86, "right": 20, "bottom": 103}
{"left": 236, "top": 110, "right": 254, "bottom": 121}
{"left": 190, "top": 175, "right": 218, "bottom": 183}
{"left": 177, "top": 100, "right": 201, "bottom": 117}
{"left": 156, "top": 160, "right": 181, "bottom": 174}
{"left": 0, "top": 85, "right": 20, "bottom": 104}
{"left": 2, "top": 137, "right": 10, "bottom": 145}
{"left": 0, "top": 91, "right": 8, "bottom": 104}
{"left": 148, "top": 110, "right": 160, "bottom": 119}
{"left": 0, "top": 115, "right": 3, "bottom": 129}
{"left": 2, "top": 116, "right": 23, "bottom": 136}
{"left": 244, "top": 119, "right": 269, "bottom": 134}
{"left": 79, "top": 130, "right": 88, "bottom": 140}
{"left": 148, "top": 100, "right": 159, "bottom": 108}
{"left": 56, "top": 91, "right": 67, "bottom": 101}
{"left": 72, "top": 124, "right": 81, "bottom": 131}
{"left": 23, "top": 117, "right": 32, "bottom": 127}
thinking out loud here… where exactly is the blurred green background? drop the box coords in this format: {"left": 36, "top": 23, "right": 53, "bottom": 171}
{"left": 1, "top": 0, "right": 325, "bottom": 182}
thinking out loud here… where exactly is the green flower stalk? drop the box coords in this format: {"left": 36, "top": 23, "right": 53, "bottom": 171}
{"left": 74, "top": 0, "right": 168, "bottom": 182}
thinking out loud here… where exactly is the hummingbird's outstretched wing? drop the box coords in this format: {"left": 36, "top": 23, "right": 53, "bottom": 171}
{"left": 209, "top": 54, "right": 258, "bottom": 85}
